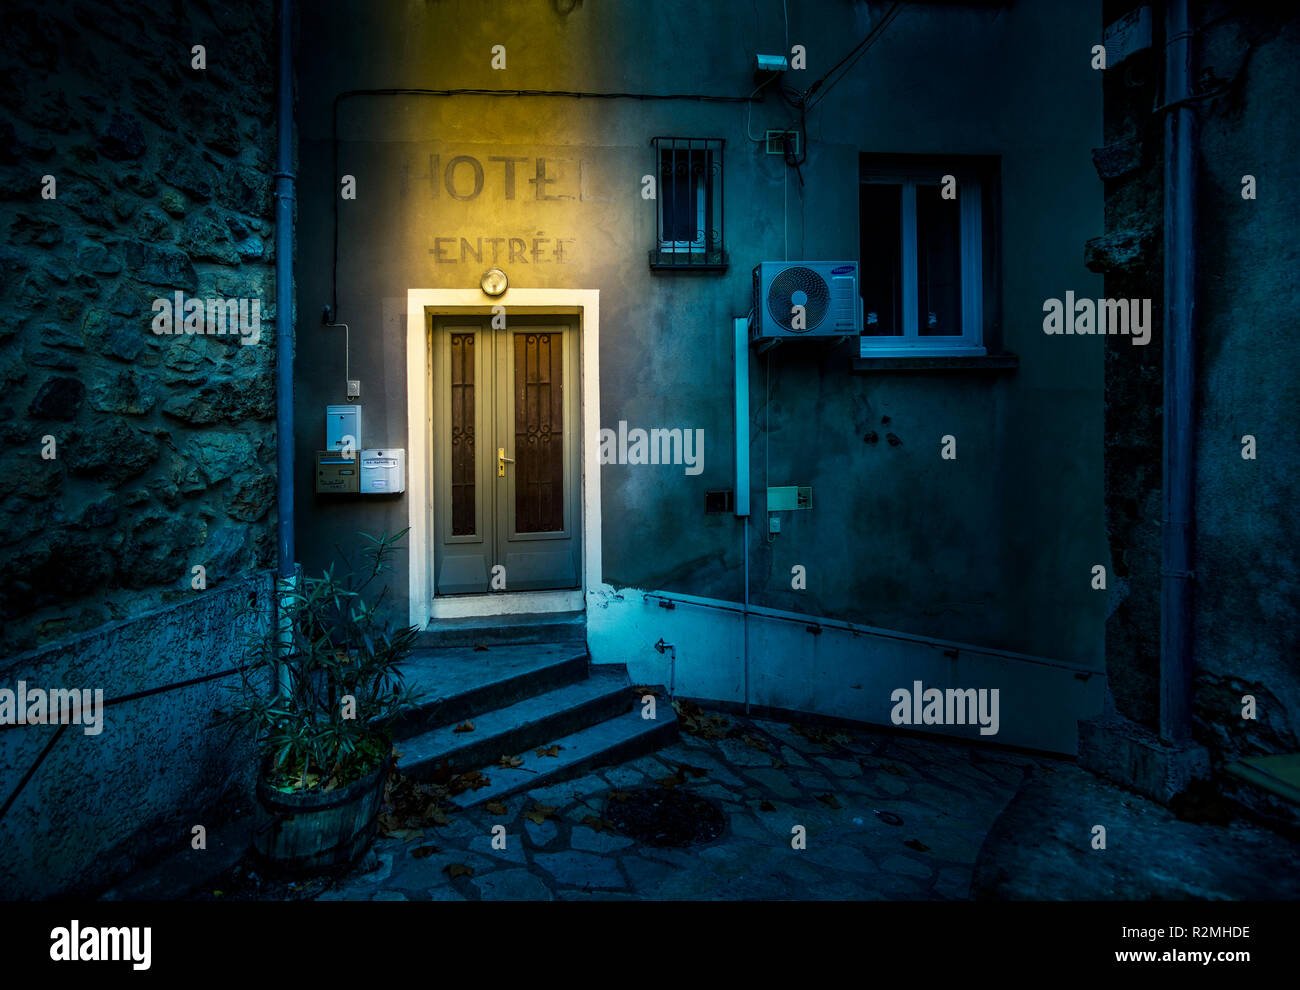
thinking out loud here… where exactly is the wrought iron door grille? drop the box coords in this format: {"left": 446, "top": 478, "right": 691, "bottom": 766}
{"left": 650, "top": 137, "right": 727, "bottom": 270}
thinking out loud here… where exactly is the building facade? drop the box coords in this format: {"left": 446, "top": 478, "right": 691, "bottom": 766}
{"left": 294, "top": 0, "right": 1107, "bottom": 754}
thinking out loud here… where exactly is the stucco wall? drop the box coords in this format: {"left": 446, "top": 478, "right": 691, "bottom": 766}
{"left": 0, "top": 572, "right": 271, "bottom": 900}
{"left": 1190, "top": 9, "right": 1300, "bottom": 808}
{"left": 295, "top": 0, "right": 1106, "bottom": 668}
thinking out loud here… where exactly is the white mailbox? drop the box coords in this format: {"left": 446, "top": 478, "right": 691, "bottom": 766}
{"left": 360, "top": 448, "right": 405, "bottom": 494}
{"left": 326, "top": 404, "right": 362, "bottom": 453}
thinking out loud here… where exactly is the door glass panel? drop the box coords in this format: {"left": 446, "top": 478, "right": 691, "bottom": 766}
{"left": 514, "top": 332, "right": 564, "bottom": 533}
{"left": 449, "top": 332, "right": 476, "bottom": 536}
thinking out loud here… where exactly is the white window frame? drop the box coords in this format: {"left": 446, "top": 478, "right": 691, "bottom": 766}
{"left": 859, "top": 168, "right": 985, "bottom": 358}
{"left": 659, "top": 149, "right": 708, "bottom": 254}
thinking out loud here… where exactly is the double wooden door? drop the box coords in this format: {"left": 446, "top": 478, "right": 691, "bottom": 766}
{"left": 431, "top": 316, "right": 581, "bottom": 595}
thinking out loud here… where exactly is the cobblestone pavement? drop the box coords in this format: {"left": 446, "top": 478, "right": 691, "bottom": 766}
{"left": 261, "top": 708, "right": 1061, "bottom": 902}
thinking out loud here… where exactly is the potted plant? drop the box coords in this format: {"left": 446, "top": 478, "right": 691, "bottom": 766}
{"left": 218, "top": 529, "right": 422, "bottom": 873}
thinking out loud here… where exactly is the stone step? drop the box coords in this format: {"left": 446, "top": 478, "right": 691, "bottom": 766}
{"left": 445, "top": 689, "right": 679, "bottom": 810}
{"left": 397, "top": 667, "right": 635, "bottom": 778}
{"left": 392, "top": 643, "right": 588, "bottom": 741}
{"left": 415, "top": 610, "right": 587, "bottom": 649}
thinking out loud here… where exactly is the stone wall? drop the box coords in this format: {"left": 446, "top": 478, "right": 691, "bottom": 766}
{"left": 0, "top": 0, "right": 278, "bottom": 656}
{"left": 1093, "top": 0, "right": 1165, "bottom": 731}
{"left": 1094, "top": 2, "right": 1300, "bottom": 824}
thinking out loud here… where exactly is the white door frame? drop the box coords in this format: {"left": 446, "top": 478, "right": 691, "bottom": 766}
{"left": 406, "top": 288, "right": 602, "bottom": 628}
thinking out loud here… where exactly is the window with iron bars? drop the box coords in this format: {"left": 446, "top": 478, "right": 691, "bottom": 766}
{"left": 650, "top": 137, "right": 726, "bottom": 270}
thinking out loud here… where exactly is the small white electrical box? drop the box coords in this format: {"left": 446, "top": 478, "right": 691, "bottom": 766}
{"left": 326, "top": 404, "right": 361, "bottom": 453}
{"left": 360, "top": 448, "right": 405, "bottom": 494}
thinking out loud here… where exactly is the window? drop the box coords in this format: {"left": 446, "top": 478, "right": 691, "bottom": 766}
{"left": 859, "top": 163, "right": 985, "bottom": 357}
{"left": 650, "top": 137, "right": 726, "bottom": 270}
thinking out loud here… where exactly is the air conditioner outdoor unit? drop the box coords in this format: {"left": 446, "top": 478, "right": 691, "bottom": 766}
{"left": 750, "top": 261, "right": 862, "bottom": 342}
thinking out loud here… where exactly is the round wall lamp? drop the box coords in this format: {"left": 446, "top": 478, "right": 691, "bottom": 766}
{"left": 480, "top": 268, "right": 508, "bottom": 297}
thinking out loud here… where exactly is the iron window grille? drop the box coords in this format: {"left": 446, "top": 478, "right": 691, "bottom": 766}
{"left": 650, "top": 137, "right": 726, "bottom": 270}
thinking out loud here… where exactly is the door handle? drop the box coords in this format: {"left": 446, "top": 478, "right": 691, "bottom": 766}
{"left": 498, "top": 446, "right": 515, "bottom": 477}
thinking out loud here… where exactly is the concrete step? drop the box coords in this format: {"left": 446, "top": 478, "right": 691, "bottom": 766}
{"left": 392, "top": 643, "right": 587, "bottom": 740}
{"left": 397, "top": 667, "right": 634, "bottom": 778}
{"left": 416, "top": 610, "right": 586, "bottom": 649}
{"left": 445, "top": 689, "right": 680, "bottom": 810}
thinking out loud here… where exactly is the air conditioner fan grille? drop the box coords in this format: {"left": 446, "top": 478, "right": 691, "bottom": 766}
{"left": 766, "top": 266, "right": 830, "bottom": 332}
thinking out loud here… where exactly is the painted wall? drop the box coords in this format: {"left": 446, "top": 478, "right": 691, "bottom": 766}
{"left": 295, "top": 1, "right": 1105, "bottom": 669}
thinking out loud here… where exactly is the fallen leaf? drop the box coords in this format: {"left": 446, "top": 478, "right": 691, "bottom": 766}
{"left": 523, "top": 803, "right": 557, "bottom": 825}
{"left": 883, "top": 764, "right": 906, "bottom": 776}
{"left": 535, "top": 744, "right": 562, "bottom": 758}
{"left": 608, "top": 790, "right": 630, "bottom": 803}
{"left": 815, "top": 793, "right": 842, "bottom": 809}
{"left": 904, "top": 838, "right": 930, "bottom": 852}
{"left": 631, "top": 684, "right": 658, "bottom": 695}
{"left": 391, "top": 827, "right": 425, "bottom": 843}
{"left": 447, "top": 770, "right": 490, "bottom": 796}
{"left": 485, "top": 801, "right": 508, "bottom": 816}
{"left": 579, "top": 815, "right": 615, "bottom": 832}
{"left": 759, "top": 800, "right": 776, "bottom": 812}
{"left": 656, "top": 769, "right": 685, "bottom": 789}
{"left": 742, "top": 735, "right": 770, "bottom": 752}
{"left": 679, "top": 763, "right": 707, "bottom": 779}
{"left": 771, "top": 759, "right": 786, "bottom": 770}
{"left": 671, "top": 699, "right": 730, "bottom": 738}
{"left": 874, "top": 810, "right": 904, "bottom": 826}
{"left": 427, "top": 759, "right": 455, "bottom": 786}
{"left": 213, "top": 890, "right": 224, "bottom": 898}
{"left": 427, "top": 806, "right": 450, "bottom": 825}
{"left": 411, "top": 845, "right": 440, "bottom": 859}
{"left": 453, "top": 721, "right": 475, "bottom": 734}
{"left": 444, "top": 863, "right": 474, "bottom": 879}
{"left": 473, "top": 643, "right": 489, "bottom": 651}
{"left": 793, "top": 723, "right": 851, "bottom": 749}
{"left": 498, "top": 754, "right": 524, "bottom": 769}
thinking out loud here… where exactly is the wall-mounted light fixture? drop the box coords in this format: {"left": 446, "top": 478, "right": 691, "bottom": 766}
{"left": 480, "top": 268, "right": 508, "bottom": 296}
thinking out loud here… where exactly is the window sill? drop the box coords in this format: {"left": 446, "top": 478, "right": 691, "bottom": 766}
{"left": 648, "top": 249, "right": 728, "bottom": 272}
{"left": 649, "top": 263, "right": 730, "bottom": 273}
{"left": 852, "top": 352, "right": 1019, "bottom": 373}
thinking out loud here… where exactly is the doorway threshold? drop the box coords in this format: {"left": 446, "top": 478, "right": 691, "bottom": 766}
{"left": 417, "top": 609, "right": 587, "bottom": 648}
{"left": 429, "top": 589, "right": 584, "bottom": 621}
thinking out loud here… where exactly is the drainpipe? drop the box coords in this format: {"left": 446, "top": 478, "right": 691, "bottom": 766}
{"left": 1160, "top": 0, "right": 1197, "bottom": 746}
{"left": 743, "top": 515, "right": 750, "bottom": 715}
{"left": 274, "top": 0, "right": 297, "bottom": 694}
